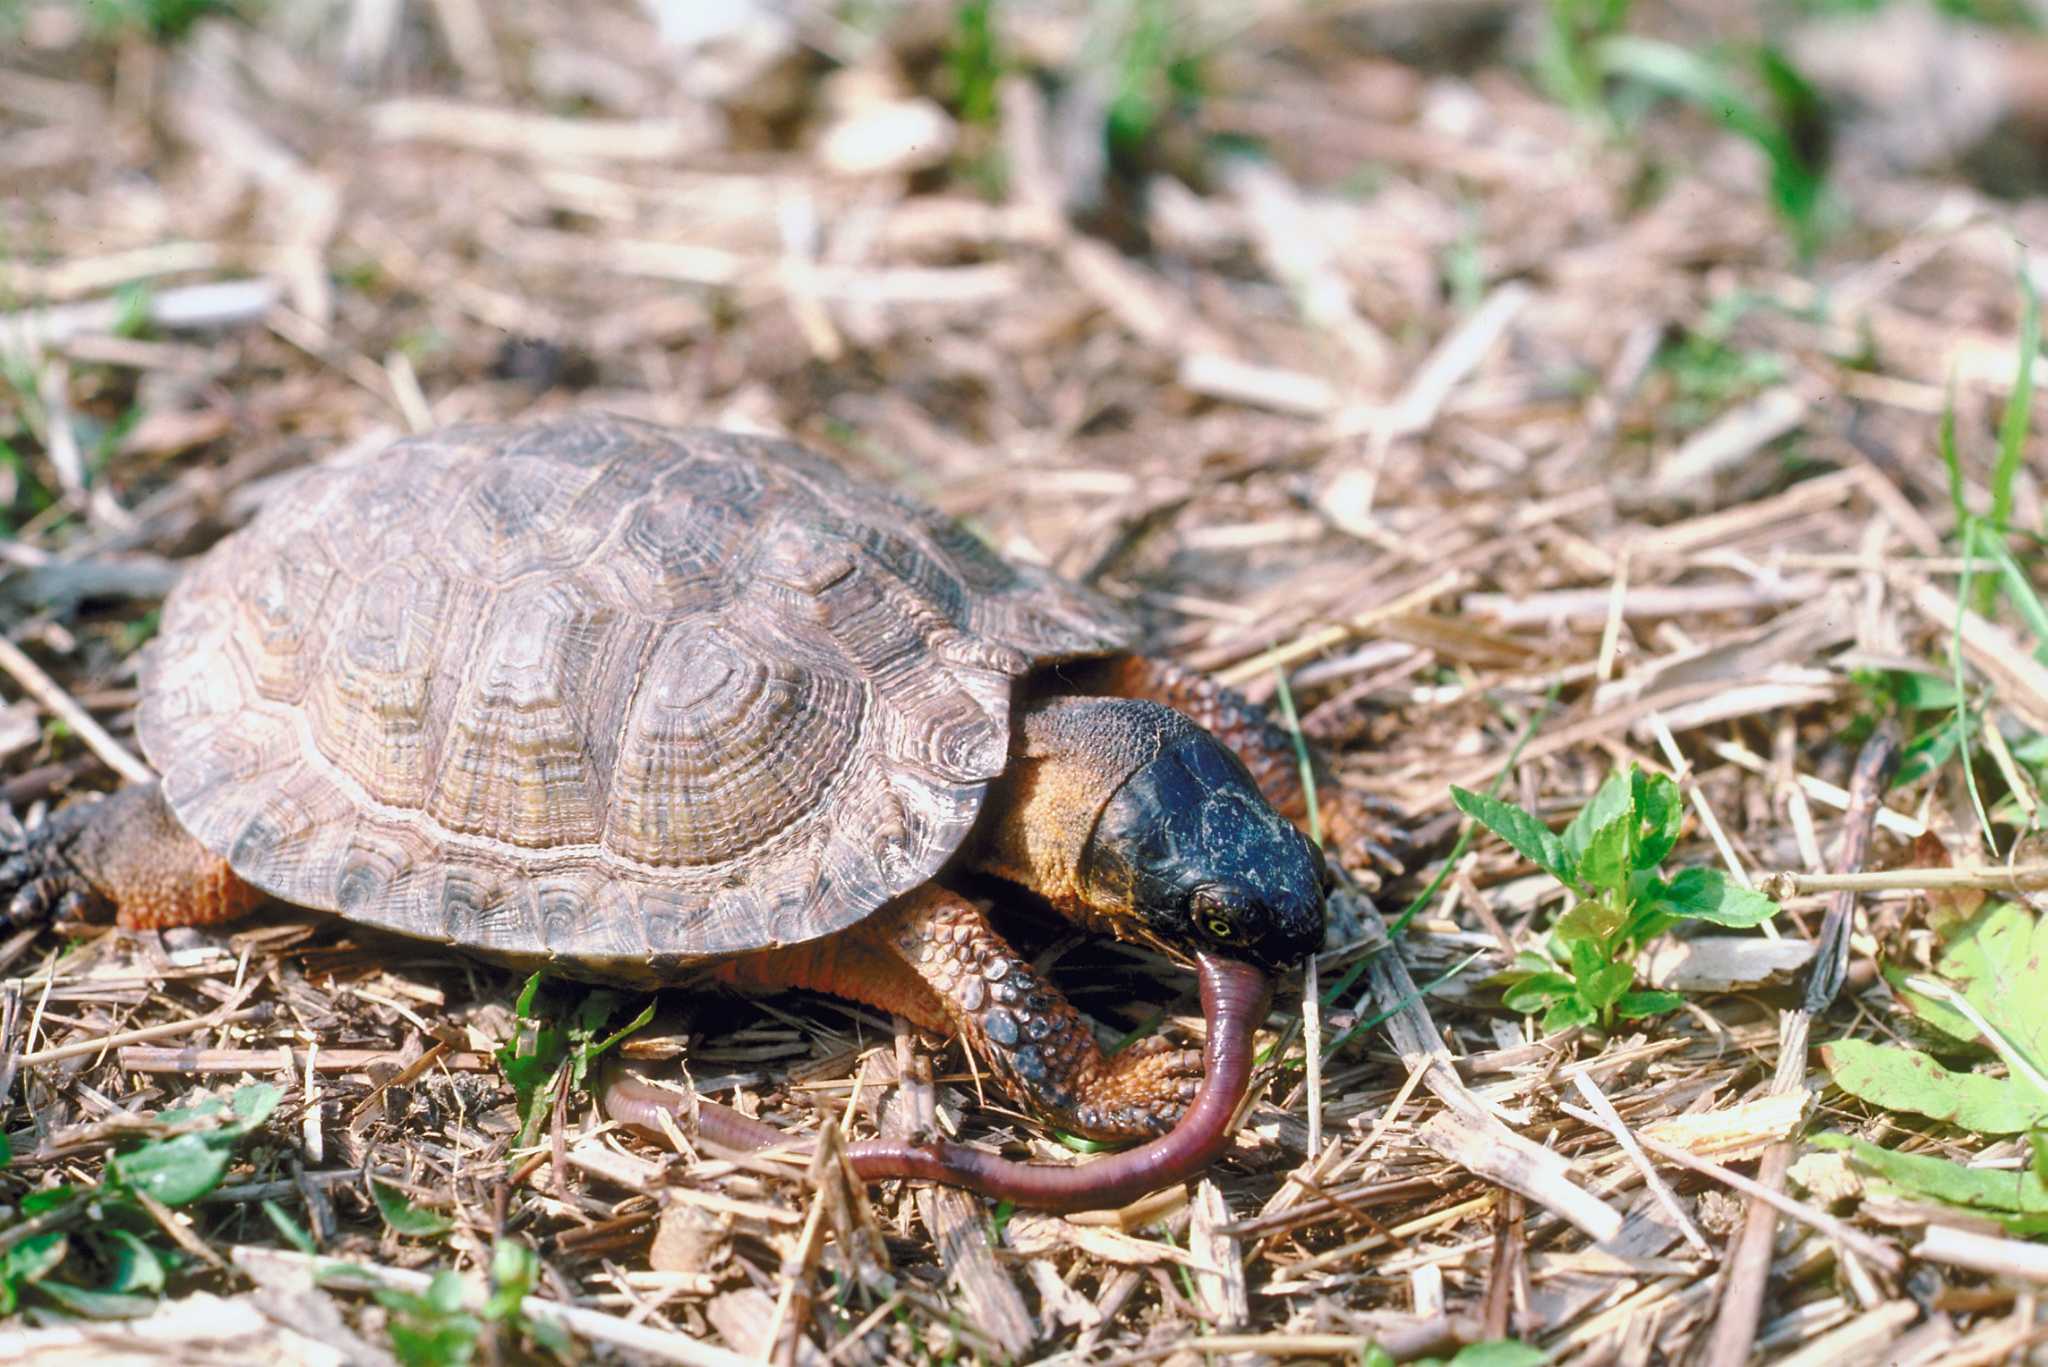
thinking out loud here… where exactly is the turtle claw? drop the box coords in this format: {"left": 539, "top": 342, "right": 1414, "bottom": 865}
{"left": 0, "top": 810, "right": 106, "bottom": 930}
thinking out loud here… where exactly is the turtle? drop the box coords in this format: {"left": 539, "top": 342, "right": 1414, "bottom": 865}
{"left": 1, "top": 413, "right": 1403, "bottom": 1207}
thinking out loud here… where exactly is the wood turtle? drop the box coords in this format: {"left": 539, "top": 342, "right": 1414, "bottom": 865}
{"left": 1, "top": 413, "right": 1405, "bottom": 1209}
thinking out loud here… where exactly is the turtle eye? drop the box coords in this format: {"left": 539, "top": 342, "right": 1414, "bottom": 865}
{"left": 1191, "top": 886, "right": 1239, "bottom": 942}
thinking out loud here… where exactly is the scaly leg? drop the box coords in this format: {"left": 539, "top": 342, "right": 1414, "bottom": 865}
{"left": 875, "top": 886, "right": 1204, "bottom": 1141}
{"left": 1073, "top": 653, "right": 1412, "bottom": 880}
{"left": 707, "top": 886, "right": 1204, "bottom": 1141}
{"left": 1, "top": 783, "right": 260, "bottom": 931}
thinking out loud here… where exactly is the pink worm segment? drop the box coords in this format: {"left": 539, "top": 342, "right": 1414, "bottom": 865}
{"left": 602, "top": 954, "right": 1272, "bottom": 1214}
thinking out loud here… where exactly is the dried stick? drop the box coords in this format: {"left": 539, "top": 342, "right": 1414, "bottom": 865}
{"left": 1761, "top": 863, "right": 2048, "bottom": 897}
{"left": 0, "top": 635, "right": 152, "bottom": 784}
{"left": 1349, "top": 886, "right": 1623, "bottom": 1243}
{"left": 1700, "top": 720, "right": 1897, "bottom": 1367}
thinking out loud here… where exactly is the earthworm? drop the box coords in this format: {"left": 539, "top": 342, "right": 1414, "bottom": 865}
{"left": 602, "top": 953, "right": 1271, "bottom": 1213}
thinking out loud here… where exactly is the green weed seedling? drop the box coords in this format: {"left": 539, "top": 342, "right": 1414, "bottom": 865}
{"left": 497, "top": 972, "right": 654, "bottom": 1145}
{"left": 1452, "top": 765, "right": 1778, "bottom": 1032}
{"left": 1596, "top": 36, "right": 1833, "bottom": 262}
{"left": 0, "top": 1082, "right": 279, "bottom": 1317}
{"left": 1364, "top": 1336, "right": 1547, "bottom": 1367}
{"left": 372, "top": 1238, "right": 572, "bottom": 1367}
{"left": 1819, "top": 900, "right": 2048, "bottom": 1234}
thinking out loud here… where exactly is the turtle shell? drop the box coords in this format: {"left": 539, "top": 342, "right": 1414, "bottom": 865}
{"left": 137, "top": 414, "right": 1134, "bottom": 979}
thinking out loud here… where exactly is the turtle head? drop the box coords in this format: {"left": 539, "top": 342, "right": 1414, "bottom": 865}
{"left": 1078, "top": 729, "right": 1328, "bottom": 972}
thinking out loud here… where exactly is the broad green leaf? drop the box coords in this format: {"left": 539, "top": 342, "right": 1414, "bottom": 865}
{"left": 1917, "top": 903, "right": 2048, "bottom": 1081}
{"left": 1555, "top": 895, "right": 1627, "bottom": 947}
{"left": 1633, "top": 771, "right": 1684, "bottom": 869}
{"left": 0, "top": 1128, "right": 12, "bottom": 1166}
{"left": 1884, "top": 962, "right": 1979, "bottom": 1050}
{"left": 1824, "top": 1039, "right": 2048, "bottom": 1135}
{"left": 4, "top": 1231, "right": 68, "bottom": 1287}
{"left": 1561, "top": 768, "right": 1635, "bottom": 889}
{"left": 485, "top": 1239, "right": 537, "bottom": 1322}
{"left": 21, "top": 1186, "right": 80, "bottom": 1216}
{"left": 1448, "top": 1343, "right": 1548, "bottom": 1367}
{"left": 1576, "top": 816, "right": 1635, "bottom": 902}
{"left": 372, "top": 1181, "right": 455, "bottom": 1238}
{"left": 1652, "top": 867, "right": 1779, "bottom": 927}
{"left": 1616, "top": 989, "right": 1684, "bottom": 1020}
{"left": 34, "top": 1281, "right": 160, "bottom": 1319}
{"left": 109, "top": 1133, "right": 231, "bottom": 1207}
{"left": 1567, "top": 937, "right": 1633, "bottom": 1012}
{"left": 1449, "top": 787, "right": 1575, "bottom": 885}
{"left": 1816, "top": 1132, "right": 2048, "bottom": 1229}
{"left": 1543, "top": 997, "right": 1596, "bottom": 1033}
{"left": 227, "top": 1083, "right": 283, "bottom": 1134}
{"left": 1502, "top": 973, "right": 1577, "bottom": 1013}
{"left": 427, "top": 1270, "right": 469, "bottom": 1316}
{"left": 99, "top": 1229, "right": 168, "bottom": 1294}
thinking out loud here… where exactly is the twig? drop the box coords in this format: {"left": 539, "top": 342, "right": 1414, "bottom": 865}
{"left": 1569, "top": 1072, "right": 1714, "bottom": 1258}
{"left": 17, "top": 1003, "right": 270, "bottom": 1066}
{"left": 1803, "top": 721, "right": 1900, "bottom": 1014}
{"left": 1349, "top": 889, "right": 1623, "bottom": 1243}
{"left": 1623, "top": 1129, "right": 1902, "bottom": 1274}
{"left": 1916, "top": 1225, "right": 2048, "bottom": 1285}
{"left": 1761, "top": 864, "right": 2048, "bottom": 897}
{"left": 0, "top": 634, "right": 153, "bottom": 784}
{"left": 1700, "top": 717, "right": 1899, "bottom": 1367}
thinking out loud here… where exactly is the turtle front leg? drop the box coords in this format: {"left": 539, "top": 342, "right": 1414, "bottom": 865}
{"left": 873, "top": 886, "right": 1206, "bottom": 1143}
{"left": 1075, "top": 653, "right": 1412, "bottom": 882}
{"left": 2, "top": 783, "right": 260, "bottom": 931}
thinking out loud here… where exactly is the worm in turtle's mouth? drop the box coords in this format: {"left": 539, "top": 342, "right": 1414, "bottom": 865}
{"left": 604, "top": 952, "right": 1274, "bottom": 1213}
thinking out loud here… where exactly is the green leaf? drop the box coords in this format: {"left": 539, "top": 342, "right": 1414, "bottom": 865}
{"left": 378, "top": 1272, "right": 484, "bottom": 1367}
{"left": 1542, "top": 996, "right": 1596, "bottom": 1033}
{"left": 1616, "top": 990, "right": 1685, "bottom": 1020}
{"left": 99, "top": 1229, "right": 169, "bottom": 1294}
{"left": 572, "top": 997, "right": 656, "bottom": 1087}
{"left": 1991, "top": 258, "right": 2039, "bottom": 543}
{"left": 21, "top": 1186, "right": 80, "bottom": 1216}
{"left": 1554, "top": 895, "right": 1628, "bottom": 947}
{"left": 1917, "top": 903, "right": 2048, "bottom": 1081}
{"left": 35, "top": 1281, "right": 161, "bottom": 1319}
{"left": 1577, "top": 960, "right": 1635, "bottom": 1014}
{"left": 1633, "top": 771, "right": 1684, "bottom": 869}
{"left": 109, "top": 1133, "right": 232, "bottom": 1207}
{"left": 0, "top": 1128, "right": 12, "bottom": 1166}
{"left": 226, "top": 1082, "right": 283, "bottom": 1134}
{"left": 1502, "top": 973, "right": 1577, "bottom": 1013}
{"left": 372, "top": 1181, "right": 455, "bottom": 1238}
{"left": 1824, "top": 1039, "right": 2048, "bottom": 1135}
{"left": 4, "top": 1230, "right": 68, "bottom": 1287}
{"left": 485, "top": 1239, "right": 537, "bottom": 1323}
{"left": 1816, "top": 1132, "right": 2048, "bottom": 1228}
{"left": 1651, "top": 866, "right": 1779, "bottom": 927}
{"left": 1450, "top": 786, "right": 1575, "bottom": 885}
{"left": 1449, "top": 1342, "right": 1548, "bottom": 1367}
{"left": 263, "top": 1200, "right": 318, "bottom": 1255}
{"left": 1562, "top": 768, "right": 1636, "bottom": 892}
{"left": 1884, "top": 962, "right": 1980, "bottom": 1050}
{"left": 1576, "top": 817, "right": 1635, "bottom": 903}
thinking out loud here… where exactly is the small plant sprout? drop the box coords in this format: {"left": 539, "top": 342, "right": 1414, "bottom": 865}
{"left": 1452, "top": 765, "right": 1779, "bottom": 1032}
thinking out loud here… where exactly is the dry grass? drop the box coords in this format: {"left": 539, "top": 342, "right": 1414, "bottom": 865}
{"left": 2, "top": 0, "right": 2047, "bottom": 1362}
